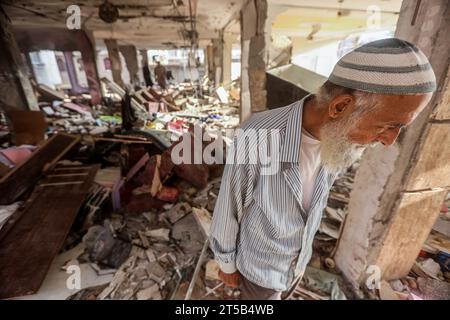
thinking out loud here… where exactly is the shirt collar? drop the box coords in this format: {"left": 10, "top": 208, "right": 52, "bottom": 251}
{"left": 280, "top": 94, "right": 311, "bottom": 163}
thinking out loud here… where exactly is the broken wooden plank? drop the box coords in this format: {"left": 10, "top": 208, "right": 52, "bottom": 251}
{"left": 192, "top": 207, "right": 212, "bottom": 238}
{"left": 35, "top": 83, "right": 66, "bottom": 101}
{"left": 91, "top": 136, "right": 153, "bottom": 144}
{"left": 0, "top": 164, "right": 99, "bottom": 299}
{"left": 47, "top": 173, "right": 89, "bottom": 177}
{"left": 38, "top": 181, "right": 85, "bottom": 187}
{"left": 185, "top": 239, "right": 210, "bottom": 300}
{"left": 126, "top": 153, "right": 149, "bottom": 181}
{"left": 0, "top": 133, "right": 80, "bottom": 205}
{"left": 61, "top": 102, "right": 93, "bottom": 116}
{"left": 53, "top": 166, "right": 92, "bottom": 171}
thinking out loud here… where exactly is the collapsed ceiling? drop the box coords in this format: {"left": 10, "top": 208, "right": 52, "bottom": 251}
{"left": 2, "top": 0, "right": 244, "bottom": 48}
{"left": 2, "top": 0, "right": 403, "bottom": 50}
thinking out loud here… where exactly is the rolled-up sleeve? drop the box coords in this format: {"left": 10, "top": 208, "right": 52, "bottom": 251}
{"left": 209, "top": 136, "right": 257, "bottom": 273}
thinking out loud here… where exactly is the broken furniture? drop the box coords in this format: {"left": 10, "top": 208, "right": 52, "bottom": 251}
{"left": 0, "top": 133, "right": 80, "bottom": 205}
{"left": 0, "top": 163, "right": 99, "bottom": 299}
{"left": 100, "top": 77, "right": 147, "bottom": 115}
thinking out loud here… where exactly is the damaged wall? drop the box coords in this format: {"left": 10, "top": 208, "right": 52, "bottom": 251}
{"left": 240, "top": 0, "right": 268, "bottom": 122}
{"left": 0, "top": 10, "right": 38, "bottom": 113}
{"left": 13, "top": 27, "right": 102, "bottom": 104}
{"left": 212, "top": 36, "right": 223, "bottom": 86}
{"left": 119, "top": 45, "right": 140, "bottom": 87}
{"left": 335, "top": 0, "right": 450, "bottom": 291}
{"left": 105, "top": 39, "right": 124, "bottom": 88}
{"left": 222, "top": 32, "right": 233, "bottom": 85}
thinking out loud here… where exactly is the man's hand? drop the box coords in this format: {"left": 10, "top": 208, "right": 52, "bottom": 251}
{"left": 219, "top": 270, "right": 241, "bottom": 288}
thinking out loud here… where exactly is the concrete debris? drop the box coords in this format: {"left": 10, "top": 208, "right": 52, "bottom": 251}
{"left": 146, "top": 261, "right": 166, "bottom": 284}
{"left": 163, "top": 202, "right": 192, "bottom": 224}
{"left": 205, "top": 260, "right": 221, "bottom": 281}
{"left": 172, "top": 214, "right": 206, "bottom": 254}
{"left": 316, "top": 164, "right": 356, "bottom": 243}
{"left": 136, "top": 283, "right": 161, "bottom": 300}
{"left": 296, "top": 266, "right": 347, "bottom": 300}
{"left": 318, "top": 220, "right": 340, "bottom": 240}
{"left": 423, "top": 231, "right": 450, "bottom": 255}
{"left": 40, "top": 101, "right": 121, "bottom": 136}
{"left": 393, "top": 196, "right": 450, "bottom": 299}
{"left": 379, "top": 280, "right": 403, "bottom": 300}
{"left": 192, "top": 207, "right": 212, "bottom": 237}
{"left": 413, "top": 258, "right": 442, "bottom": 280}
{"left": 83, "top": 225, "right": 132, "bottom": 269}
{"left": 145, "top": 228, "right": 170, "bottom": 242}
{"left": 145, "top": 249, "right": 157, "bottom": 263}
{"left": 389, "top": 279, "right": 407, "bottom": 293}
{"left": 414, "top": 277, "right": 450, "bottom": 300}
{"left": 0, "top": 74, "right": 348, "bottom": 300}
{"left": 90, "top": 263, "right": 117, "bottom": 276}
{"left": 7, "top": 51, "right": 448, "bottom": 302}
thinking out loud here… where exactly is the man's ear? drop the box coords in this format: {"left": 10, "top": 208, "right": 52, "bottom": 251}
{"left": 328, "top": 95, "right": 355, "bottom": 119}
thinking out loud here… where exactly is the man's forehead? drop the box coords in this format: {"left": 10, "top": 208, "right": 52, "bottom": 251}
{"left": 384, "top": 94, "right": 431, "bottom": 111}
{"left": 369, "top": 94, "right": 431, "bottom": 123}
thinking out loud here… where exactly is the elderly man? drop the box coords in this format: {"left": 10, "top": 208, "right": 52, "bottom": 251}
{"left": 209, "top": 38, "right": 436, "bottom": 300}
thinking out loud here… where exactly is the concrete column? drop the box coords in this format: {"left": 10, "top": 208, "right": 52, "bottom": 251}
{"left": 212, "top": 37, "right": 223, "bottom": 86}
{"left": 119, "top": 45, "right": 139, "bottom": 87}
{"left": 334, "top": 0, "right": 450, "bottom": 293}
{"left": 78, "top": 31, "right": 102, "bottom": 105}
{"left": 140, "top": 49, "right": 153, "bottom": 87}
{"left": 0, "top": 9, "right": 38, "bottom": 112}
{"left": 64, "top": 51, "right": 86, "bottom": 94}
{"left": 240, "top": 0, "right": 268, "bottom": 122}
{"left": 104, "top": 39, "right": 124, "bottom": 87}
{"left": 206, "top": 45, "right": 214, "bottom": 82}
{"left": 222, "top": 32, "right": 233, "bottom": 85}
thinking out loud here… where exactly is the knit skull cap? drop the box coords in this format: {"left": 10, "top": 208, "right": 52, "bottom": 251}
{"left": 328, "top": 38, "right": 436, "bottom": 94}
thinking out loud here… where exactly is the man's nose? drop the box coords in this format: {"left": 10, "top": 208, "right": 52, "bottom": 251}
{"left": 378, "top": 128, "right": 401, "bottom": 146}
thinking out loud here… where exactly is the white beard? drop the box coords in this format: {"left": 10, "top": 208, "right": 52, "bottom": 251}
{"left": 319, "top": 116, "right": 367, "bottom": 174}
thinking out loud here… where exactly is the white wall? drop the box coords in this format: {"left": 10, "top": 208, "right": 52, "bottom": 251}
{"left": 231, "top": 46, "right": 241, "bottom": 81}
{"left": 292, "top": 30, "right": 395, "bottom": 77}
{"left": 29, "top": 50, "right": 63, "bottom": 89}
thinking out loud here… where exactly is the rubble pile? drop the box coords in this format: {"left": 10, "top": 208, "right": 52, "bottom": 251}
{"left": 309, "top": 163, "right": 450, "bottom": 300}
{"left": 40, "top": 101, "right": 122, "bottom": 136}
{"left": 0, "top": 77, "right": 241, "bottom": 300}
{"left": 311, "top": 163, "right": 358, "bottom": 268}
{"left": 61, "top": 176, "right": 236, "bottom": 300}
{"left": 292, "top": 163, "right": 357, "bottom": 301}
{"left": 380, "top": 194, "right": 450, "bottom": 300}
{"left": 63, "top": 124, "right": 233, "bottom": 300}
{"left": 2, "top": 75, "right": 447, "bottom": 300}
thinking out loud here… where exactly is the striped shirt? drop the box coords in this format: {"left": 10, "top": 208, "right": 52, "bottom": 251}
{"left": 209, "top": 96, "right": 337, "bottom": 291}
